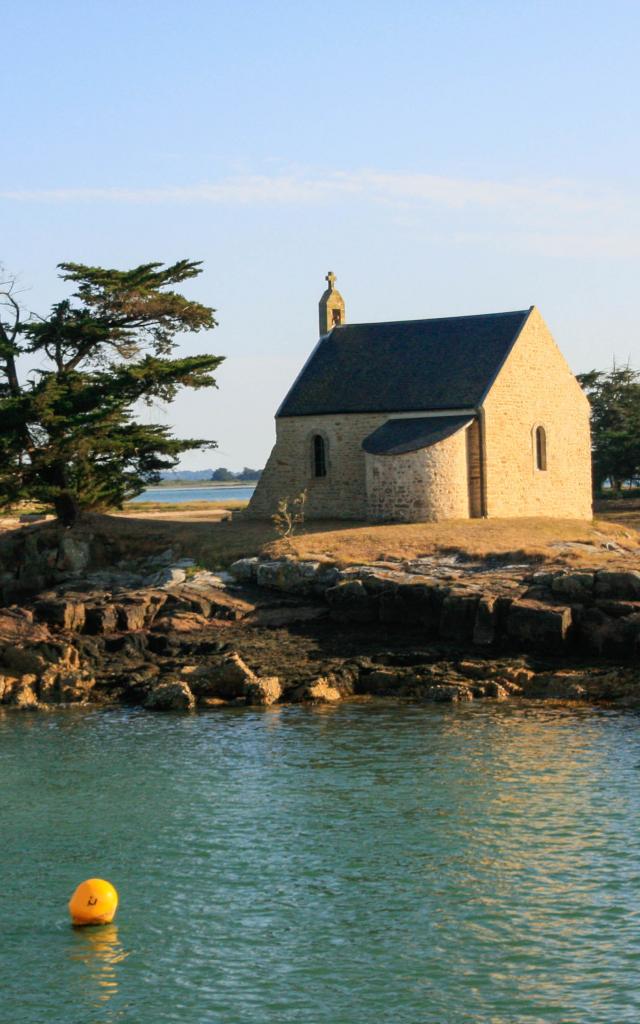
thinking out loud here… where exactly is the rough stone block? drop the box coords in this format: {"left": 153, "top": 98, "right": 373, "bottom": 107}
{"left": 507, "top": 600, "right": 572, "bottom": 650}
{"left": 34, "top": 599, "right": 86, "bottom": 633}
{"left": 551, "top": 572, "right": 594, "bottom": 599}
{"left": 84, "top": 604, "right": 118, "bottom": 635}
{"left": 228, "top": 557, "right": 260, "bottom": 581}
{"left": 116, "top": 599, "right": 148, "bottom": 632}
{"left": 439, "top": 592, "right": 480, "bottom": 641}
{"left": 473, "top": 595, "right": 499, "bottom": 645}
{"left": 190, "top": 653, "right": 257, "bottom": 700}
{"left": 594, "top": 571, "right": 640, "bottom": 600}
{"left": 245, "top": 676, "right": 282, "bottom": 706}
{"left": 144, "top": 680, "right": 195, "bottom": 711}
{"left": 256, "top": 559, "right": 322, "bottom": 593}
{"left": 326, "top": 580, "right": 378, "bottom": 623}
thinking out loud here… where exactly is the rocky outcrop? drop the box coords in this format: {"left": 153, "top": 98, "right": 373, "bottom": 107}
{"left": 1, "top": 544, "right": 640, "bottom": 713}
{"left": 230, "top": 557, "right": 640, "bottom": 660}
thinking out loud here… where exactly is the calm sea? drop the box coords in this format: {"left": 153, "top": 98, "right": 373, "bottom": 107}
{"left": 131, "top": 485, "right": 256, "bottom": 503}
{"left": 2, "top": 702, "right": 639, "bottom": 1024}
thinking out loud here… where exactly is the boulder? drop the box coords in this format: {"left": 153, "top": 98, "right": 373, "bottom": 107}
{"left": 325, "top": 580, "right": 378, "bottom": 623}
{"left": 189, "top": 653, "right": 257, "bottom": 700}
{"left": 39, "top": 665, "right": 96, "bottom": 704}
{"left": 551, "top": 572, "right": 594, "bottom": 599}
{"left": 439, "top": 592, "right": 480, "bottom": 641}
{"left": 423, "top": 683, "right": 474, "bottom": 703}
{"left": 594, "top": 570, "right": 640, "bottom": 600}
{"left": 84, "top": 603, "right": 119, "bottom": 635}
{"left": 256, "top": 559, "right": 323, "bottom": 593}
{"left": 228, "top": 557, "right": 259, "bottom": 582}
{"left": 577, "top": 608, "right": 640, "bottom": 657}
{"left": 151, "top": 611, "right": 209, "bottom": 633}
{"left": 116, "top": 597, "right": 154, "bottom": 631}
{"left": 473, "top": 595, "right": 499, "bottom": 646}
{"left": 295, "top": 677, "right": 342, "bottom": 702}
{"left": 245, "top": 676, "right": 282, "bottom": 706}
{"left": 379, "top": 584, "right": 437, "bottom": 629}
{"left": 56, "top": 535, "right": 90, "bottom": 574}
{"left": 34, "top": 598, "right": 85, "bottom": 632}
{"left": 525, "top": 672, "right": 588, "bottom": 700}
{"left": 3, "top": 675, "right": 39, "bottom": 709}
{"left": 360, "top": 668, "right": 406, "bottom": 695}
{"left": 484, "top": 680, "right": 509, "bottom": 700}
{"left": 507, "top": 600, "right": 572, "bottom": 650}
{"left": 0, "top": 608, "right": 49, "bottom": 645}
{"left": 595, "top": 599, "right": 640, "bottom": 619}
{"left": 144, "top": 679, "right": 195, "bottom": 711}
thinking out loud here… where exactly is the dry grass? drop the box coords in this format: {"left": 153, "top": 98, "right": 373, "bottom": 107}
{"left": 121, "top": 499, "right": 250, "bottom": 514}
{"left": 595, "top": 497, "right": 640, "bottom": 532}
{"left": 266, "top": 516, "right": 639, "bottom": 567}
{"left": 100, "top": 507, "right": 639, "bottom": 571}
{"left": 3, "top": 498, "right": 639, "bottom": 573}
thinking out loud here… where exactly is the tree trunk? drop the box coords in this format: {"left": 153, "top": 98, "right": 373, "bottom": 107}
{"left": 53, "top": 492, "right": 81, "bottom": 528}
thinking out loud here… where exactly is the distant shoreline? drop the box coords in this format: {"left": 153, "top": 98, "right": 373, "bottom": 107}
{"left": 152, "top": 480, "right": 258, "bottom": 489}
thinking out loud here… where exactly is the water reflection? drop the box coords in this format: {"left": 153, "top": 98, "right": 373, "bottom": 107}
{"left": 69, "top": 924, "right": 129, "bottom": 1006}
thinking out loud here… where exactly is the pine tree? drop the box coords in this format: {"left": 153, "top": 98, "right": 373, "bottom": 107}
{"left": 0, "top": 260, "right": 223, "bottom": 525}
{"left": 578, "top": 365, "right": 640, "bottom": 492}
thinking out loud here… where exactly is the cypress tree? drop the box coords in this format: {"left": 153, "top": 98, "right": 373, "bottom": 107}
{"left": 0, "top": 260, "right": 222, "bottom": 525}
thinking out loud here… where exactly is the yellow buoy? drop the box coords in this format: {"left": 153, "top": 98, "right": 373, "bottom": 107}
{"left": 68, "top": 878, "right": 118, "bottom": 926}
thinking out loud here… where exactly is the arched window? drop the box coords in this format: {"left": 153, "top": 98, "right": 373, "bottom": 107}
{"left": 535, "top": 426, "right": 547, "bottom": 471}
{"left": 313, "top": 434, "right": 327, "bottom": 477}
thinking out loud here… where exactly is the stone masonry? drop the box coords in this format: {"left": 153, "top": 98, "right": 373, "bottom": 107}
{"left": 481, "top": 307, "right": 592, "bottom": 519}
{"left": 365, "top": 426, "right": 469, "bottom": 521}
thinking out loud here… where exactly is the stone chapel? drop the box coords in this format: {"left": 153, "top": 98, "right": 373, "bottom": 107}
{"left": 248, "top": 274, "right": 592, "bottom": 522}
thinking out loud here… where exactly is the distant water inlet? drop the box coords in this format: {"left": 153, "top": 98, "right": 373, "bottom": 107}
{"left": 131, "top": 484, "right": 256, "bottom": 503}
{"left": 2, "top": 702, "right": 640, "bottom": 1024}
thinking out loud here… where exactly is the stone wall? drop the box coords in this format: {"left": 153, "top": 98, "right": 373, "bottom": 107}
{"left": 481, "top": 307, "right": 592, "bottom": 519}
{"left": 365, "top": 427, "right": 469, "bottom": 522}
{"left": 248, "top": 412, "right": 392, "bottom": 519}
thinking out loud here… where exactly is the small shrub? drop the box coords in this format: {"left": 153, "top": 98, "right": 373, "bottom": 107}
{"left": 272, "top": 490, "right": 307, "bottom": 540}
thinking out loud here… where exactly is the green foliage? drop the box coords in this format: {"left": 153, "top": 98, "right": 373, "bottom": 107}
{"left": 578, "top": 365, "right": 640, "bottom": 491}
{"left": 236, "top": 466, "right": 262, "bottom": 481}
{"left": 211, "top": 466, "right": 262, "bottom": 482}
{"left": 0, "top": 260, "right": 223, "bottom": 524}
{"left": 211, "top": 467, "right": 236, "bottom": 482}
{"left": 272, "top": 490, "right": 307, "bottom": 540}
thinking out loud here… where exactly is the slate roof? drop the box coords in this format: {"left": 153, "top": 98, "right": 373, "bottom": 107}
{"left": 277, "top": 309, "right": 532, "bottom": 417}
{"left": 362, "top": 415, "right": 474, "bottom": 456}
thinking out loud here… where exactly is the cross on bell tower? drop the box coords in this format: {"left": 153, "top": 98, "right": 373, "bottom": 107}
{"left": 318, "top": 271, "right": 346, "bottom": 336}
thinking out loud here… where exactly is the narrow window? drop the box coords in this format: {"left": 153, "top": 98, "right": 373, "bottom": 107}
{"left": 313, "top": 434, "right": 327, "bottom": 477}
{"left": 535, "top": 426, "right": 547, "bottom": 471}
{"left": 332, "top": 308, "right": 342, "bottom": 326}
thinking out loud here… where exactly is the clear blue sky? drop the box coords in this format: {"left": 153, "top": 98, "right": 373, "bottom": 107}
{"left": 3, "top": 0, "right": 640, "bottom": 470}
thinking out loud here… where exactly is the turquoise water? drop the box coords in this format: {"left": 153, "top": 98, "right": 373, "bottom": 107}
{"left": 131, "top": 485, "right": 255, "bottom": 503}
{"left": 2, "top": 702, "right": 640, "bottom": 1024}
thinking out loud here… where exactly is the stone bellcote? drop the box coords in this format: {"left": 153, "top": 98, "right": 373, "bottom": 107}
{"left": 318, "top": 271, "right": 346, "bottom": 336}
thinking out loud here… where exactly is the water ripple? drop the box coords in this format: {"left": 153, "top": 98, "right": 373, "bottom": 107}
{"left": 1, "top": 701, "right": 639, "bottom": 1023}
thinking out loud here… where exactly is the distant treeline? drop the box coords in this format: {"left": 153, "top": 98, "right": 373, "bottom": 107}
{"left": 211, "top": 467, "right": 262, "bottom": 482}
{"left": 159, "top": 467, "right": 262, "bottom": 483}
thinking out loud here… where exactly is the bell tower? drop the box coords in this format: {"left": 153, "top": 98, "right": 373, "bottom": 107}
{"left": 318, "top": 271, "right": 346, "bottom": 336}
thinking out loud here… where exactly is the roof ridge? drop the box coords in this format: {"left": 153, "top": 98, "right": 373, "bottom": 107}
{"left": 335, "top": 309, "right": 530, "bottom": 330}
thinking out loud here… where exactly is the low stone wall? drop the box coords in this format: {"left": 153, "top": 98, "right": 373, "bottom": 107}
{"left": 230, "top": 557, "right": 640, "bottom": 660}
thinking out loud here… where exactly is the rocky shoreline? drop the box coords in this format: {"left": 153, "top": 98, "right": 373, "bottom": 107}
{"left": 1, "top": 533, "right": 639, "bottom": 712}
